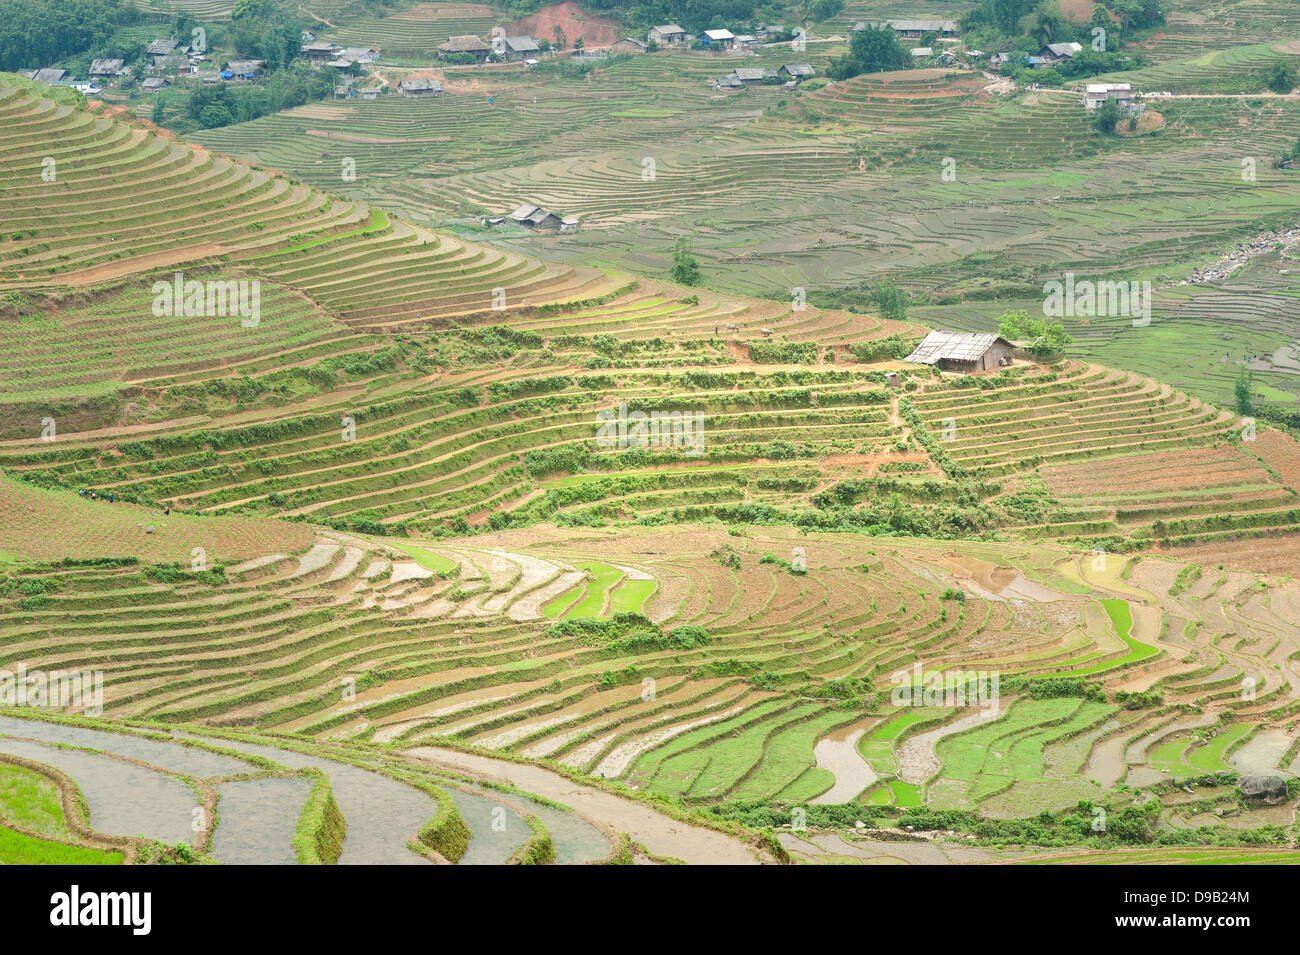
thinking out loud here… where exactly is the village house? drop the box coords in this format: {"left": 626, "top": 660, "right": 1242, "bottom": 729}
{"left": 145, "top": 39, "right": 189, "bottom": 70}
{"left": 329, "top": 47, "right": 379, "bottom": 69}
{"left": 648, "top": 24, "right": 687, "bottom": 46}
{"left": 89, "top": 58, "right": 127, "bottom": 77}
{"left": 398, "top": 77, "right": 441, "bottom": 96}
{"left": 508, "top": 203, "right": 575, "bottom": 232}
{"left": 221, "top": 59, "right": 266, "bottom": 80}
{"left": 904, "top": 331, "right": 1016, "bottom": 372}
{"left": 438, "top": 35, "right": 492, "bottom": 61}
{"left": 141, "top": 77, "right": 167, "bottom": 92}
{"left": 1037, "top": 41, "right": 1082, "bottom": 66}
{"left": 496, "top": 36, "right": 541, "bottom": 61}
{"left": 21, "top": 68, "right": 67, "bottom": 83}
{"left": 867, "top": 19, "right": 958, "bottom": 38}
{"left": 698, "top": 29, "right": 736, "bottom": 50}
{"left": 732, "top": 67, "right": 765, "bottom": 83}
{"left": 1084, "top": 82, "right": 1134, "bottom": 110}
{"left": 911, "top": 47, "right": 933, "bottom": 59}
{"left": 778, "top": 63, "right": 814, "bottom": 80}
{"left": 301, "top": 41, "right": 341, "bottom": 64}
{"left": 610, "top": 37, "right": 647, "bottom": 54}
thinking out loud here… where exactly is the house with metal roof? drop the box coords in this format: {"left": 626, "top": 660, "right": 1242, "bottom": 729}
{"left": 1038, "top": 41, "right": 1083, "bottom": 63}
{"left": 867, "top": 19, "right": 958, "bottom": 37}
{"left": 497, "top": 36, "right": 541, "bottom": 60}
{"left": 509, "top": 203, "right": 564, "bottom": 231}
{"left": 903, "top": 331, "right": 1015, "bottom": 372}
{"left": 699, "top": 29, "right": 736, "bottom": 49}
{"left": 648, "top": 24, "right": 688, "bottom": 45}
{"left": 89, "top": 59, "right": 127, "bottom": 76}
{"left": 398, "top": 77, "right": 441, "bottom": 95}
{"left": 779, "top": 63, "right": 815, "bottom": 79}
{"left": 24, "top": 68, "right": 67, "bottom": 83}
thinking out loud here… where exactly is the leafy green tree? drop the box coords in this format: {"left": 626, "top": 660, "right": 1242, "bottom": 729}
{"left": 998, "top": 309, "right": 1071, "bottom": 356}
{"left": 1094, "top": 98, "right": 1121, "bottom": 135}
{"left": 670, "top": 238, "right": 701, "bottom": 286}
{"left": 1265, "top": 60, "right": 1296, "bottom": 94}
{"left": 198, "top": 103, "right": 234, "bottom": 128}
{"left": 1235, "top": 367, "right": 1254, "bottom": 416}
{"left": 872, "top": 281, "right": 907, "bottom": 322}
{"left": 848, "top": 23, "right": 908, "bottom": 73}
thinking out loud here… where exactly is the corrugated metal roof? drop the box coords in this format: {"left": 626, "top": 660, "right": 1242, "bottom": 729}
{"left": 903, "top": 331, "right": 1010, "bottom": 365}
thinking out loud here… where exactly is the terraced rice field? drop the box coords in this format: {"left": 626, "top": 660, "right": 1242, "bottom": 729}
{"left": 4, "top": 0, "right": 1300, "bottom": 867}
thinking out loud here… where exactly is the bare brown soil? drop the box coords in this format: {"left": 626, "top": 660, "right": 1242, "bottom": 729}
{"left": 501, "top": 1, "right": 621, "bottom": 50}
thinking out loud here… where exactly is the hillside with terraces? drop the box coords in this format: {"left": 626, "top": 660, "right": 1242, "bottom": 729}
{"left": 2, "top": 0, "right": 1300, "bottom": 874}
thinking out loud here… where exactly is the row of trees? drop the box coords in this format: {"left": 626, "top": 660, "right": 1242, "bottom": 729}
{"left": 0, "top": 0, "right": 140, "bottom": 73}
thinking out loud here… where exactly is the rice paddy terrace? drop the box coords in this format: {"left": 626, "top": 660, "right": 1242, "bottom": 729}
{"left": 181, "top": 2, "right": 1300, "bottom": 418}
{"left": 4, "top": 2, "right": 1300, "bottom": 864}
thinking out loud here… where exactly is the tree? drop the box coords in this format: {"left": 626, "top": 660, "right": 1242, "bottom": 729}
{"left": 198, "top": 103, "right": 234, "bottom": 128}
{"left": 553, "top": 25, "right": 567, "bottom": 49}
{"left": 670, "top": 238, "right": 701, "bottom": 286}
{"left": 573, "top": 36, "right": 584, "bottom": 50}
{"left": 998, "top": 309, "right": 1071, "bottom": 357}
{"left": 848, "top": 23, "right": 908, "bottom": 74}
{"left": 1265, "top": 60, "right": 1295, "bottom": 94}
{"left": 1235, "top": 367, "right": 1254, "bottom": 417}
{"left": 1094, "top": 98, "right": 1120, "bottom": 135}
{"left": 872, "top": 281, "right": 907, "bottom": 322}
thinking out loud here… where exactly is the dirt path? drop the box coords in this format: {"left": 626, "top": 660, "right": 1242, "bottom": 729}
{"left": 404, "top": 747, "right": 771, "bottom": 864}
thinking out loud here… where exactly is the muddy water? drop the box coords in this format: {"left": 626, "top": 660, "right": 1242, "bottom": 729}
{"left": 443, "top": 786, "right": 527, "bottom": 865}
{"left": 408, "top": 747, "right": 762, "bottom": 865}
{"left": 0, "top": 737, "right": 194, "bottom": 843}
{"left": 186, "top": 736, "right": 435, "bottom": 865}
{"left": 0, "top": 716, "right": 255, "bottom": 777}
{"left": 898, "top": 699, "right": 1009, "bottom": 785}
{"left": 1085, "top": 721, "right": 1129, "bottom": 788}
{"left": 212, "top": 776, "right": 312, "bottom": 865}
{"left": 1230, "top": 729, "right": 1294, "bottom": 775}
{"left": 526, "top": 801, "right": 612, "bottom": 864}
{"left": 810, "top": 719, "right": 877, "bottom": 804}
{"left": 943, "top": 555, "right": 1073, "bottom": 603}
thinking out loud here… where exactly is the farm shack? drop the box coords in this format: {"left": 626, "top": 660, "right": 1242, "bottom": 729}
{"left": 778, "top": 63, "right": 815, "bottom": 80}
{"left": 903, "top": 331, "right": 1015, "bottom": 372}
{"left": 648, "top": 24, "right": 687, "bottom": 46}
{"left": 611, "top": 37, "right": 647, "bottom": 54}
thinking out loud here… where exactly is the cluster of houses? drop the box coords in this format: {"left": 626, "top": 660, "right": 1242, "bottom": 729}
{"left": 988, "top": 41, "right": 1083, "bottom": 71}
{"left": 712, "top": 62, "right": 814, "bottom": 90}
{"left": 646, "top": 25, "right": 783, "bottom": 51}
{"left": 22, "top": 35, "right": 279, "bottom": 95}
{"left": 300, "top": 41, "right": 380, "bottom": 70}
